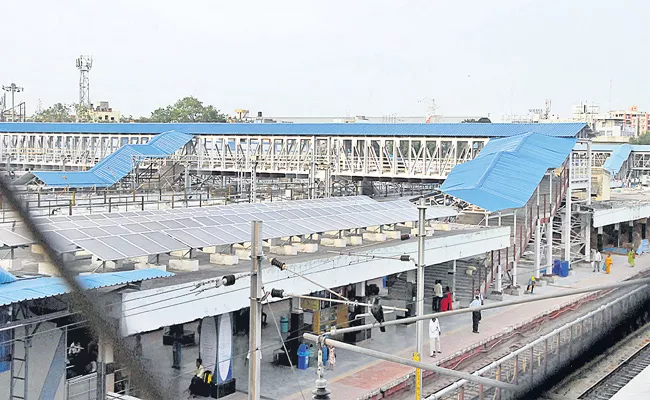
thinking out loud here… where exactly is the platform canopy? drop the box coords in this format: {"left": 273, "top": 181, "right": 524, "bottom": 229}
{"left": 19, "top": 196, "right": 457, "bottom": 261}
{"left": 441, "top": 132, "right": 577, "bottom": 212}
{"left": 0, "top": 269, "right": 174, "bottom": 306}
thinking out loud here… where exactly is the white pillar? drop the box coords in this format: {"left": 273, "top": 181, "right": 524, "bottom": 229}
{"left": 587, "top": 140, "right": 592, "bottom": 205}
{"left": 564, "top": 184, "right": 572, "bottom": 262}
{"left": 513, "top": 211, "right": 518, "bottom": 287}
{"left": 546, "top": 217, "right": 553, "bottom": 271}
{"left": 534, "top": 221, "right": 541, "bottom": 278}
{"left": 585, "top": 214, "right": 592, "bottom": 262}
{"left": 496, "top": 262, "right": 502, "bottom": 292}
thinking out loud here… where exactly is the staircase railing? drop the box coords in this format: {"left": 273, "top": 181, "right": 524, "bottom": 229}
{"left": 483, "top": 161, "right": 570, "bottom": 293}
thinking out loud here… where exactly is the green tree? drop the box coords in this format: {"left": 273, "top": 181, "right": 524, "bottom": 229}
{"left": 148, "top": 96, "right": 226, "bottom": 122}
{"left": 32, "top": 103, "right": 75, "bottom": 122}
{"left": 630, "top": 131, "right": 650, "bottom": 145}
{"left": 461, "top": 117, "right": 491, "bottom": 123}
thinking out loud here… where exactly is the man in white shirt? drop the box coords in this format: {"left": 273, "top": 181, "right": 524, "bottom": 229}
{"left": 433, "top": 280, "right": 443, "bottom": 312}
{"left": 469, "top": 296, "right": 482, "bottom": 333}
{"left": 593, "top": 249, "right": 602, "bottom": 272}
{"left": 428, "top": 318, "right": 442, "bottom": 356}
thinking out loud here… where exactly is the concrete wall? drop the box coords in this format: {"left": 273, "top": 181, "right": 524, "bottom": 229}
{"left": 0, "top": 321, "right": 66, "bottom": 400}
{"left": 119, "top": 227, "right": 510, "bottom": 336}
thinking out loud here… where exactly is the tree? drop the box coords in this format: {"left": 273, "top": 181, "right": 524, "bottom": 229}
{"left": 630, "top": 131, "right": 650, "bottom": 145}
{"left": 461, "top": 117, "right": 491, "bottom": 123}
{"left": 32, "top": 103, "right": 75, "bottom": 122}
{"left": 148, "top": 96, "right": 227, "bottom": 123}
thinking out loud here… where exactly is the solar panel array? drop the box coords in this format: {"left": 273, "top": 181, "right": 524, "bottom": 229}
{"left": 10, "top": 196, "right": 456, "bottom": 261}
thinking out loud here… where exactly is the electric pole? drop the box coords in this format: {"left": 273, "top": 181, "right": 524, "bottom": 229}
{"left": 415, "top": 198, "right": 426, "bottom": 398}
{"left": 2, "top": 83, "right": 23, "bottom": 122}
{"left": 248, "top": 221, "right": 263, "bottom": 400}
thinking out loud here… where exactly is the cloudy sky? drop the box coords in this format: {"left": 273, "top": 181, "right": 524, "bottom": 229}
{"left": 2, "top": 0, "right": 648, "bottom": 119}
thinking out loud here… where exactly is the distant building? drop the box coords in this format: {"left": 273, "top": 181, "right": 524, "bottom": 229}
{"left": 572, "top": 102, "right": 600, "bottom": 126}
{"left": 90, "top": 101, "right": 120, "bottom": 122}
{"left": 608, "top": 106, "right": 649, "bottom": 137}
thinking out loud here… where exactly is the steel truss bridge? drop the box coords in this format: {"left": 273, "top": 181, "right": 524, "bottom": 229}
{"left": 0, "top": 131, "right": 491, "bottom": 182}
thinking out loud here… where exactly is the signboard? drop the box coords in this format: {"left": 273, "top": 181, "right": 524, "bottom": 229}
{"left": 199, "top": 316, "right": 217, "bottom": 374}
{"left": 216, "top": 313, "right": 233, "bottom": 384}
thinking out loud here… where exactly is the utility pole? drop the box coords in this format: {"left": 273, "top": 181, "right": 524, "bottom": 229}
{"left": 415, "top": 198, "right": 426, "bottom": 399}
{"left": 248, "top": 221, "right": 263, "bottom": 400}
{"left": 2, "top": 83, "right": 24, "bottom": 122}
{"left": 250, "top": 155, "right": 258, "bottom": 203}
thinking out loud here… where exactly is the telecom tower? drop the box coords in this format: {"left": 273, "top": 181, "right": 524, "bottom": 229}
{"left": 76, "top": 55, "right": 93, "bottom": 108}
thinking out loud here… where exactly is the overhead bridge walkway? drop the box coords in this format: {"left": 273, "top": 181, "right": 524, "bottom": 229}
{"left": 31, "top": 130, "right": 194, "bottom": 188}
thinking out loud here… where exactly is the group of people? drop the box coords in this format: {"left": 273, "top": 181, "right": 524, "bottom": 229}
{"left": 428, "top": 288, "right": 484, "bottom": 356}
{"left": 591, "top": 249, "right": 635, "bottom": 275}
{"left": 432, "top": 280, "right": 453, "bottom": 312}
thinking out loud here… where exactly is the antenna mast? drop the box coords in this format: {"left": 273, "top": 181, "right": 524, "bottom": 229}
{"left": 76, "top": 55, "right": 93, "bottom": 108}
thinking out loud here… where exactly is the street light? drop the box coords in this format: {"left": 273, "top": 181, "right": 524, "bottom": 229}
{"left": 2, "top": 83, "right": 24, "bottom": 122}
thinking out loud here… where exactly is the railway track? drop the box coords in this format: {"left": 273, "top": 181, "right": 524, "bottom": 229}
{"left": 578, "top": 338, "right": 650, "bottom": 400}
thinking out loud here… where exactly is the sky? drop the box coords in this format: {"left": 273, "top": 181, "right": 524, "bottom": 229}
{"left": 2, "top": 0, "right": 649, "bottom": 119}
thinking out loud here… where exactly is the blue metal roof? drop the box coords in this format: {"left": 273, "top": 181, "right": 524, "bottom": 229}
{"left": 0, "top": 268, "right": 16, "bottom": 284}
{"left": 441, "top": 133, "right": 577, "bottom": 212}
{"left": 602, "top": 144, "right": 632, "bottom": 176}
{"left": 32, "top": 130, "right": 194, "bottom": 188}
{"left": 0, "top": 269, "right": 174, "bottom": 306}
{"left": 0, "top": 122, "right": 589, "bottom": 138}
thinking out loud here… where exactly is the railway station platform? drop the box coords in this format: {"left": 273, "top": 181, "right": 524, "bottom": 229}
{"left": 275, "top": 252, "right": 650, "bottom": 400}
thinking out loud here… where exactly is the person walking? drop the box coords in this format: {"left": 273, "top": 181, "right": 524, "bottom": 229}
{"left": 434, "top": 280, "right": 443, "bottom": 312}
{"left": 428, "top": 317, "right": 442, "bottom": 357}
{"left": 470, "top": 296, "right": 482, "bottom": 333}
{"left": 593, "top": 249, "right": 602, "bottom": 273}
{"left": 327, "top": 345, "right": 336, "bottom": 371}
{"left": 628, "top": 248, "right": 636, "bottom": 268}
{"left": 605, "top": 253, "right": 613, "bottom": 274}
{"left": 474, "top": 289, "right": 484, "bottom": 305}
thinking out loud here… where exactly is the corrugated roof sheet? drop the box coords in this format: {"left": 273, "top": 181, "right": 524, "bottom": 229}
{"left": 32, "top": 130, "right": 194, "bottom": 188}
{"left": 441, "top": 133, "right": 577, "bottom": 212}
{"left": 602, "top": 144, "right": 632, "bottom": 176}
{"left": 0, "top": 122, "right": 588, "bottom": 138}
{"left": 0, "top": 268, "right": 16, "bottom": 284}
{"left": 0, "top": 269, "right": 174, "bottom": 306}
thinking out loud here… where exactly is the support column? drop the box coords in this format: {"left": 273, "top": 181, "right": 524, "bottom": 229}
{"left": 513, "top": 212, "right": 518, "bottom": 287}
{"left": 248, "top": 221, "right": 263, "bottom": 400}
{"left": 629, "top": 221, "right": 634, "bottom": 245}
{"left": 587, "top": 140, "right": 592, "bottom": 205}
{"left": 415, "top": 200, "right": 426, "bottom": 393}
{"left": 534, "top": 221, "right": 541, "bottom": 278}
{"left": 597, "top": 226, "right": 603, "bottom": 251}
{"left": 496, "top": 262, "right": 502, "bottom": 292}
{"left": 452, "top": 259, "right": 457, "bottom": 302}
{"left": 546, "top": 217, "right": 553, "bottom": 272}
{"left": 614, "top": 223, "right": 620, "bottom": 247}
{"left": 564, "top": 184, "right": 572, "bottom": 262}
{"left": 585, "top": 214, "right": 592, "bottom": 262}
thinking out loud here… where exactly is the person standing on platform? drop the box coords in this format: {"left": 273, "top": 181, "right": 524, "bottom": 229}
{"left": 593, "top": 249, "right": 602, "bottom": 273}
{"left": 628, "top": 248, "right": 636, "bottom": 268}
{"left": 434, "top": 280, "right": 443, "bottom": 312}
{"left": 605, "top": 253, "right": 613, "bottom": 274}
{"left": 474, "top": 289, "right": 484, "bottom": 305}
{"left": 428, "top": 317, "right": 442, "bottom": 356}
{"left": 526, "top": 276, "right": 536, "bottom": 294}
{"left": 469, "top": 296, "right": 482, "bottom": 333}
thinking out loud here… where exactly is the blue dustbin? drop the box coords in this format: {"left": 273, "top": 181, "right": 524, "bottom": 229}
{"left": 280, "top": 316, "right": 289, "bottom": 334}
{"left": 559, "top": 261, "right": 570, "bottom": 277}
{"left": 297, "top": 344, "right": 310, "bottom": 370}
{"left": 552, "top": 260, "right": 561, "bottom": 275}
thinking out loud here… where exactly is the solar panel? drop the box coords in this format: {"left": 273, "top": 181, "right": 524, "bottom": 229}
{"left": 102, "top": 225, "right": 130, "bottom": 235}
{"left": 80, "top": 227, "right": 110, "bottom": 238}
{"left": 0, "top": 229, "right": 32, "bottom": 247}
{"left": 100, "top": 236, "right": 149, "bottom": 258}
{"left": 75, "top": 238, "right": 126, "bottom": 260}
{"left": 123, "top": 224, "right": 151, "bottom": 233}
{"left": 141, "top": 232, "right": 188, "bottom": 252}
{"left": 58, "top": 229, "right": 89, "bottom": 241}
{"left": 122, "top": 234, "right": 170, "bottom": 255}
{"left": 164, "top": 229, "right": 210, "bottom": 248}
